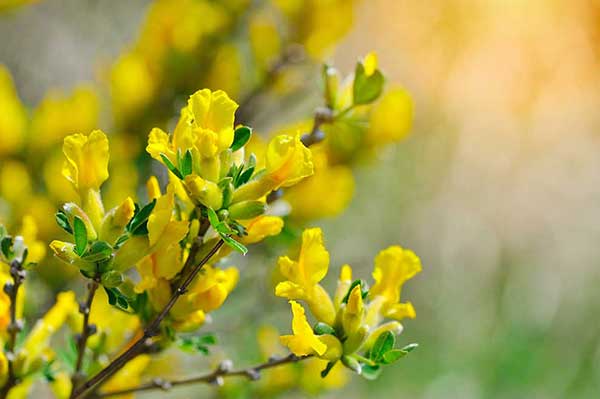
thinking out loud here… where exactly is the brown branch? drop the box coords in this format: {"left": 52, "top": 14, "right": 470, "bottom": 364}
{"left": 70, "top": 277, "right": 100, "bottom": 398}
{"left": 0, "top": 260, "right": 26, "bottom": 398}
{"left": 71, "top": 239, "right": 225, "bottom": 399}
{"left": 94, "top": 353, "right": 311, "bottom": 398}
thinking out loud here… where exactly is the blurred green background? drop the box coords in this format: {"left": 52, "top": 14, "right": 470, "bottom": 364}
{"left": 2, "top": 0, "right": 600, "bottom": 398}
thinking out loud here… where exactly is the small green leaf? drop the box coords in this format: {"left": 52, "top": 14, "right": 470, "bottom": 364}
{"left": 236, "top": 167, "right": 255, "bottom": 187}
{"left": 82, "top": 241, "right": 113, "bottom": 262}
{"left": 55, "top": 211, "right": 73, "bottom": 234}
{"left": 73, "top": 217, "right": 88, "bottom": 256}
{"left": 113, "top": 233, "right": 130, "bottom": 249}
{"left": 1, "top": 236, "right": 13, "bottom": 259}
{"left": 320, "top": 361, "right": 336, "bottom": 378}
{"left": 382, "top": 349, "right": 409, "bottom": 364}
{"left": 100, "top": 270, "right": 123, "bottom": 288}
{"left": 231, "top": 126, "right": 252, "bottom": 151}
{"left": 401, "top": 343, "right": 419, "bottom": 353}
{"left": 360, "top": 364, "right": 381, "bottom": 380}
{"left": 221, "top": 234, "right": 248, "bottom": 255}
{"left": 314, "top": 322, "right": 336, "bottom": 335}
{"left": 177, "top": 333, "right": 217, "bottom": 355}
{"left": 160, "top": 153, "right": 183, "bottom": 179}
{"left": 104, "top": 287, "right": 130, "bottom": 311}
{"left": 370, "top": 331, "right": 395, "bottom": 363}
{"left": 206, "top": 207, "right": 221, "bottom": 228}
{"left": 180, "top": 150, "right": 193, "bottom": 177}
{"left": 127, "top": 199, "right": 156, "bottom": 235}
{"left": 342, "top": 279, "right": 368, "bottom": 304}
{"left": 353, "top": 62, "right": 384, "bottom": 105}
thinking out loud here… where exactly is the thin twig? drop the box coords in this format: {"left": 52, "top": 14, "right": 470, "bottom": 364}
{"left": 72, "top": 239, "right": 225, "bottom": 399}
{"left": 0, "top": 260, "right": 26, "bottom": 398}
{"left": 235, "top": 45, "right": 306, "bottom": 125}
{"left": 94, "top": 353, "right": 311, "bottom": 398}
{"left": 70, "top": 277, "right": 100, "bottom": 398}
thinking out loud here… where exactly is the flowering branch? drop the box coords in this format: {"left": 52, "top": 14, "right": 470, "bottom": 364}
{"left": 94, "top": 353, "right": 312, "bottom": 398}
{"left": 71, "top": 238, "right": 225, "bottom": 399}
{"left": 70, "top": 277, "right": 100, "bottom": 398}
{"left": 0, "top": 259, "right": 25, "bottom": 398}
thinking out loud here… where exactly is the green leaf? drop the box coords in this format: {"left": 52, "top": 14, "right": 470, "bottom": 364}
{"left": 381, "top": 348, "right": 411, "bottom": 364}
{"left": 73, "top": 217, "right": 88, "bottom": 257}
{"left": 320, "top": 361, "right": 336, "bottom": 378}
{"left": 370, "top": 331, "right": 395, "bottom": 363}
{"left": 82, "top": 241, "right": 113, "bottom": 262}
{"left": 230, "top": 126, "right": 252, "bottom": 151}
{"left": 113, "top": 233, "right": 130, "bottom": 249}
{"left": 236, "top": 167, "right": 255, "bottom": 187}
{"left": 206, "top": 207, "right": 220, "bottom": 228}
{"left": 104, "top": 287, "right": 130, "bottom": 311}
{"left": 55, "top": 210, "right": 73, "bottom": 234}
{"left": 401, "top": 343, "right": 419, "bottom": 353}
{"left": 353, "top": 63, "right": 384, "bottom": 105}
{"left": 314, "top": 322, "right": 336, "bottom": 336}
{"left": 180, "top": 149, "right": 193, "bottom": 177}
{"left": 1, "top": 236, "right": 13, "bottom": 259}
{"left": 160, "top": 153, "right": 183, "bottom": 179}
{"left": 127, "top": 199, "right": 156, "bottom": 235}
{"left": 221, "top": 234, "right": 248, "bottom": 255}
{"left": 177, "top": 333, "right": 217, "bottom": 355}
{"left": 360, "top": 364, "right": 381, "bottom": 380}
{"left": 42, "top": 361, "right": 56, "bottom": 382}
{"left": 341, "top": 279, "right": 369, "bottom": 304}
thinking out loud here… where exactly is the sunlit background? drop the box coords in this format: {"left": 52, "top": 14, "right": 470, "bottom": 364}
{"left": 2, "top": 0, "right": 600, "bottom": 398}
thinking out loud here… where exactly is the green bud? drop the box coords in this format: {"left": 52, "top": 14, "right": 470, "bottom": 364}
{"left": 101, "top": 271, "right": 123, "bottom": 288}
{"left": 323, "top": 64, "right": 339, "bottom": 109}
{"left": 341, "top": 355, "right": 362, "bottom": 374}
{"left": 62, "top": 203, "right": 97, "bottom": 241}
{"left": 343, "top": 324, "right": 369, "bottom": 354}
{"left": 228, "top": 200, "right": 266, "bottom": 220}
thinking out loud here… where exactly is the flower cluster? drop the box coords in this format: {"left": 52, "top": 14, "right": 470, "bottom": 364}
{"left": 277, "top": 228, "right": 421, "bottom": 378}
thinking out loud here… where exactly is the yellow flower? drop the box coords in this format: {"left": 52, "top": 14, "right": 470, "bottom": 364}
{"left": 265, "top": 134, "right": 314, "bottom": 188}
{"left": 0, "top": 160, "right": 31, "bottom": 205}
{"left": 30, "top": 85, "right": 99, "bottom": 151}
{"left": 0, "top": 65, "right": 27, "bottom": 156}
{"left": 17, "top": 292, "right": 78, "bottom": 373}
{"left": 167, "top": 265, "right": 238, "bottom": 331}
{"left": 133, "top": 187, "right": 189, "bottom": 288}
{"left": 275, "top": 228, "right": 335, "bottom": 325}
{"left": 240, "top": 216, "right": 284, "bottom": 245}
{"left": 280, "top": 301, "right": 326, "bottom": 356}
{"left": 110, "top": 53, "right": 155, "bottom": 119}
{"left": 232, "top": 134, "right": 313, "bottom": 202}
{"left": 101, "top": 197, "right": 135, "bottom": 243}
{"left": 62, "top": 130, "right": 110, "bottom": 193}
{"left": 285, "top": 146, "right": 354, "bottom": 220}
{"left": 100, "top": 355, "right": 151, "bottom": 399}
{"left": 177, "top": 88, "right": 238, "bottom": 159}
{"left": 368, "top": 88, "right": 413, "bottom": 145}
{"left": 369, "top": 246, "right": 421, "bottom": 320}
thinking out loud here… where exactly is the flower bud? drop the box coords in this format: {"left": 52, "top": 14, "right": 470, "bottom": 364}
{"left": 49, "top": 241, "right": 95, "bottom": 272}
{"left": 184, "top": 174, "right": 223, "bottom": 210}
{"left": 362, "top": 321, "right": 403, "bottom": 352}
{"left": 318, "top": 334, "right": 343, "bottom": 361}
{"left": 228, "top": 201, "right": 266, "bottom": 220}
{"left": 101, "top": 270, "right": 123, "bottom": 288}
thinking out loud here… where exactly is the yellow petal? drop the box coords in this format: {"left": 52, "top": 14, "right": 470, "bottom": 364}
{"left": 363, "top": 52, "right": 378, "bottom": 76}
{"left": 280, "top": 301, "right": 326, "bottom": 356}
{"left": 298, "top": 228, "right": 329, "bottom": 286}
{"left": 146, "top": 127, "right": 176, "bottom": 163}
{"left": 265, "top": 134, "right": 313, "bottom": 188}
{"left": 240, "top": 216, "right": 283, "bottom": 244}
{"left": 62, "top": 130, "right": 109, "bottom": 192}
{"left": 370, "top": 246, "right": 421, "bottom": 306}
